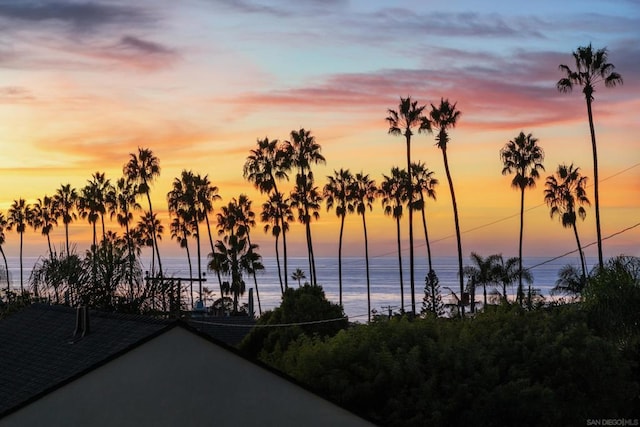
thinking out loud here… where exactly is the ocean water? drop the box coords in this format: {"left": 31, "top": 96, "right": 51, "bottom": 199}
{"left": 4, "top": 254, "right": 592, "bottom": 319}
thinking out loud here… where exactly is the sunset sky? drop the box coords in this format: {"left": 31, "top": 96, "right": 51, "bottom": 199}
{"left": 0, "top": 0, "right": 638, "bottom": 264}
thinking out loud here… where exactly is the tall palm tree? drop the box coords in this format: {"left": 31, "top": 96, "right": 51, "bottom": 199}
{"left": 429, "top": 98, "right": 464, "bottom": 317}
{"left": 170, "top": 212, "right": 194, "bottom": 307}
{"left": 124, "top": 148, "right": 163, "bottom": 276}
{"left": 106, "top": 177, "right": 141, "bottom": 302}
{"left": 544, "top": 163, "right": 591, "bottom": 279}
{"left": 30, "top": 195, "right": 57, "bottom": 256}
{"left": 557, "top": 44, "right": 623, "bottom": 268}
{"left": 261, "top": 192, "right": 293, "bottom": 295}
{"left": 285, "top": 128, "right": 326, "bottom": 286}
{"left": 136, "top": 211, "right": 164, "bottom": 277}
{"left": 0, "top": 213, "right": 10, "bottom": 295}
{"left": 323, "top": 168, "right": 355, "bottom": 307}
{"left": 234, "top": 194, "right": 264, "bottom": 315}
{"left": 8, "top": 198, "right": 32, "bottom": 294}
{"left": 411, "top": 161, "right": 438, "bottom": 274}
{"left": 192, "top": 174, "right": 222, "bottom": 299}
{"left": 79, "top": 172, "right": 111, "bottom": 242}
{"left": 386, "top": 96, "right": 431, "bottom": 315}
{"left": 53, "top": 183, "right": 78, "bottom": 256}
{"left": 379, "top": 167, "right": 408, "bottom": 312}
{"left": 352, "top": 172, "right": 377, "bottom": 322}
{"left": 244, "top": 137, "right": 291, "bottom": 289}
{"left": 500, "top": 131, "right": 545, "bottom": 306}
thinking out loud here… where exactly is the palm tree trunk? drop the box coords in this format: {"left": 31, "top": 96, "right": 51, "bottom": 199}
{"left": 145, "top": 191, "right": 163, "bottom": 277}
{"left": 245, "top": 232, "right": 262, "bottom": 315}
{"left": 274, "top": 234, "right": 284, "bottom": 295}
{"left": 19, "top": 232, "right": 23, "bottom": 294}
{"left": 195, "top": 222, "right": 202, "bottom": 302}
{"left": 395, "top": 216, "right": 404, "bottom": 312}
{"left": 573, "top": 222, "right": 587, "bottom": 279}
{"left": 46, "top": 233, "right": 53, "bottom": 257}
{"left": 204, "top": 212, "right": 224, "bottom": 300}
{"left": 1, "top": 247, "right": 10, "bottom": 297}
{"left": 65, "top": 222, "right": 70, "bottom": 256}
{"left": 420, "top": 193, "right": 434, "bottom": 273}
{"left": 442, "top": 148, "right": 465, "bottom": 318}
{"left": 405, "top": 135, "right": 415, "bottom": 316}
{"left": 362, "top": 213, "right": 371, "bottom": 322}
{"left": 517, "top": 186, "right": 525, "bottom": 307}
{"left": 338, "top": 214, "right": 345, "bottom": 307}
{"left": 184, "top": 232, "right": 194, "bottom": 308}
{"left": 281, "top": 217, "right": 289, "bottom": 291}
{"left": 585, "top": 97, "right": 604, "bottom": 269}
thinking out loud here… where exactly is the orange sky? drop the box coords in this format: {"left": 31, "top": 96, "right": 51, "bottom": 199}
{"left": 0, "top": 0, "right": 638, "bottom": 264}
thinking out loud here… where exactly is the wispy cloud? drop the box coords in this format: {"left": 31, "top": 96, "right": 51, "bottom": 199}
{"left": 0, "top": 86, "right": 34, "bottom": 103}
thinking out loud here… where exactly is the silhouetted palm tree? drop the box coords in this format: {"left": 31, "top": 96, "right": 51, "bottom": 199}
{"left": 170, "top": 212, "right": 194, "bottom": 307}
{"left": 352, "top": 172, "right": 377, "bottom": 322}
{"left": 552, "top": 264, "right": 586, "bottom": 298}
{"left": 285, "top": 128, "right": 326, "bottom": 286}
{"left": 31, "top": 195, "right": 57, "bottom": 256}
{"left": 136, "top": 211, "right": 164, "bottom": 277}
{"left": 291, "top": 268, "right": 306, "bottom": 287}
{"left": 557, "top": 44, "right": 623, "bottom": 268}
{"left": 324, "top": 168, "right": 355, "bottom": 306}
{"left": 106, "top": 177, "right": 141, "bottom": 302}
{"left": 411, "top": 161, "right": 438, "bottom": 274}
{"left": 0, "top": 213, "right": 10, "bottom": 295}
{"left": 244, "top": 137, "right": 291, "bottom": 288}
{"left": 464, "top": 252, "right": 501, "bottom": 311}
{"left": 500, "top": 131, "right": 545, "bottom": 306}
{"left": 379, "top": 167, "right": 408, "bottom": 312}
{"left": 429, "top": 98, "right": 464, "bottom": 316}
{"left": 234, "top": 194, "right": 264, "bottom": 315}
{"left": 494, "top": 255, "right": 531, "bottom": 303}
{"left": 387, "top": 96, "right": 431, "bottom": 315}
{"left": 261, "top": 192, "right": 293, "bottom": 295}
{"left": 544, "top": 163, "right": 591, "bottom": 279}
{"left": 124, "top": 148, "right": 163, "bottom": 276}
{"left": 8, "top": 198, "right": 32, "bottom": 293}
{"left": 53, "top": 183, "right": 78, "bottom": 256}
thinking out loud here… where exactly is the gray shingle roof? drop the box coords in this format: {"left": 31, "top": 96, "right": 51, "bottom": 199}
{"left": 0, "top": 304, "right": 172, "bottom": 416}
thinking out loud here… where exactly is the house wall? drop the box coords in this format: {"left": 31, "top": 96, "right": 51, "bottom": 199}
{"left": 1, "top": 327, "right": 373, "bottom": 427}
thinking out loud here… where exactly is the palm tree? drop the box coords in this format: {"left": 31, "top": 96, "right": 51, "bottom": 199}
{"left": 30, "top": 195, "right": 57, "bottom": 256}
{"left": 261, "top": 192, "right": 293, "bottom": 295}
{"left": 124, "top": 147, "right": 163, "bottom": 276}
{"left": 291, "top": 268, "right": 306, "bottom": 287}
{"left": 411, "top": 161, "right": 438, "bottom": 274}
{"left": 552, "top": 264, "right": 586, "bottom": 298}
{"left": 544, "top": 163, "right": 591, "bottom": 279}
{"left": 0, "top": 213, "right": 11, "bottom": 295}
{"left": 352, "top": 172, "right": 377, "bottom": 322}
{"left": 80, "top": 172, "right": 111, "bottom": 242}
{"left": 192, "top": 174, "right": 221, "bottom": 300}
{"left": 429, "top": 98, "right": 464, "bottom": 317}
{"left": 557, "top": 44, "right": 623, "bottom": 268}
{"left": 323, "top": 168, "right": 355, "bottom": 307}
{"left": 244, "top": 137, "right": 291, "bottom": 289}
{"left": 494, "top": 255, "right": 531, "bottom": 303}
{"left": 285, "top": 128, "right": 326, "bottom": 286}
{"left": 8, "top": 198, "right": 32, "bottom": 294}
{"left": 106, "top": 177, "right": 141, "bottom": 302}
{"left": 53, "top": 183, "right": 78, "bottom": 256}
{"left": 500, "top": 131, "right": 545, "bottom": 306}
{"left": 386, "top": 96, "right": 431, "bottom": 315}
{"left": 170, "top": 212, "right": 194, "bottom": 307}
{"left": 136, "top": 211, "right": 164, "bottom": 277}
{"left": 379, "top": 167, "right": 408, "bottom": 312}
{"left": 234, "top": 194, "right": 264, "bottom": 315}
{"left": 463, "top": 252, "right": 501, "bottom": 312}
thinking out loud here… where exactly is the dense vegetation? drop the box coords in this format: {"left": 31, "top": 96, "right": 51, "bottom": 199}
{"left": 241, "top": 256, "right": 640, "bottom": 426}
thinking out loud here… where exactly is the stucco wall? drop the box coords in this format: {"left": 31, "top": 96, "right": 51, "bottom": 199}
{"left": 2, "top": 327, "right": 373, "bottom": 427}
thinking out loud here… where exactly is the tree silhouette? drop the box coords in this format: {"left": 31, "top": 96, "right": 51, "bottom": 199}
{"left": 463, "top": 252, "right": 501, "bottom": 312}
{"left": 124, "top": 148, "right": 163, "bottom": 277}
{"left": 170, "top": 211, "right": 194, "bottom": 307}
{"left": 411, "top": 161, "right": 438, "bottom": 275}
{"left": 291, "top": 268, "right": 306, "bottom": 287}
{"left": 53, "top": 183, "right": 78, "bottom": 256}
{"left": 234, "top": 194, "right": 264, "bottom": 315}
{"left": 557, "top": 44, "right": 623, "bottom": 269}
{"left": 261, "top": 191, "right": 293, "bottom": 295}
{"left": 324, "top": 168, "right": 355, "bottom": 307}
{"left": 244, "top": 137, "right": 291, "bottom": 289}
{"left": 387, "top": 96, "right": 431, "bottom": 316}
{"left": 30, "top": 195, "right": 57, "bottom": 256}
{"left": 500, "top": 131, "right": 544, "bottom": 306}
{"left": 285, "top": 129, "right": 325, "bottom": 286}
{"left": 379, "top": 167, "right": 408, "bottom": 312}
{"left": 352, "top": 172, "right": 377, "bottom": 322}
{"left": 544, "top": 163, "right": 591, "bottom": 279}
{"left": 0, "top": 213, "right": 10, "bottom": 296}
{"left": 8, "top": 198, "right": 32, "bottom": 294}
{"left": 429, "top": 98, "right": 464, "bottom": 317}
